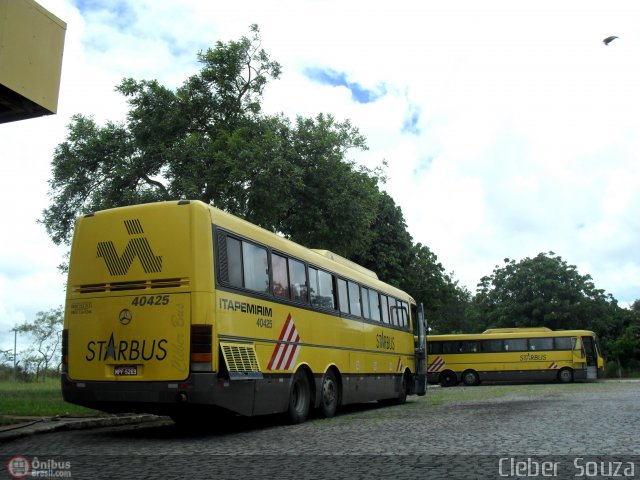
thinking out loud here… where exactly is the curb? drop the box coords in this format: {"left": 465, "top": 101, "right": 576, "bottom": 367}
{"left": 0, "top": 414, "right": 164, "bottom": 442}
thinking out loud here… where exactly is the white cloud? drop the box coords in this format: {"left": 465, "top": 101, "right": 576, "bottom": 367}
{"left": 1, "top": 0, "right": 640, "bottom": 348}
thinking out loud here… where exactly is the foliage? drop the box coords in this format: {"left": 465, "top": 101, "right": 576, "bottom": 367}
{"left": 0, "top": 378, "right": 95, "bottom": 416}
{"left": 41, "top": 24, "right": 471, "bottom": 328}
{"left": 13, "top": 307, "right": 63, "bottom": 381}
{"left": 474, "top": 252, "right": 618, "bottom": 331}
{"left": 400, "top": 244, "right": 473, "bottom": 334}
{"left": 472, "top": 252, "right": 640, "bottom": 364}
{"left": 41, "top": 25, "right": 379, "bottom": 262}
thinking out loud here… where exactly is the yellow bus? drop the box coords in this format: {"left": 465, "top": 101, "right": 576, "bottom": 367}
{"left": 426, "top": 327, "right": 604, "bottom": 387}
{"left": 61, "top": 200, "right": 427, "bottom": 423}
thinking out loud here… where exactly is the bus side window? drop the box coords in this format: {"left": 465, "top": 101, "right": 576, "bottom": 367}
{"left": 225, "top": 236, "right": 243, "bottom": 288}
{"left": 504, "top": 338, "right": 527, "bottom": 352}
{"left": 428, "top": 342, "right": 443, "bottom": 355}
{"left": 388, "top": 298, "right": 398, "bottom": 325}
{"left": 442, "top": 342, "right": 458, "bottom": 354}
{"left": 529, "top": 338, "right": 553, "bottom": 351}
{"left": 361, "top": 287, "right": 371, "bottom": 319}
{"left": 481, "top": 340, "right": 502, "bottom": 352}
{"left": 347, "top": 281, "right": 361, "bottom": 317}
{"left": 461, "top": 341, "right": 477, "bottom": 353}
{"left": 338, "top": 279, "right": 349, "bottom": 314}
{"left": 242, "top": 241, "right": 269, "bottom": 293}
{"left": 400, "top": 301, "right": 409, "bottom": 329}
{"left": 288, "top": 258, "right": 307, "bottom": 303}
{"left": 554, "top": 337, "right": 573, "bottom": 350}
{"left": 380, "top": 295, "right": 390, "bottom": 324}
{"left": 220, "top": 234, "right": 270, "bottom": 294}
{"left": 273, "top": 253, "right": 290, "bottom": 299}
{"left": 369, "top": 291, "right": 381, "bottom": 322}
{"left": 311, "top": 268, "right": 335, "bottom": 310}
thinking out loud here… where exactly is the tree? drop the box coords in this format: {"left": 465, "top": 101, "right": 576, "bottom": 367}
{"left": 472, "top": 252, "right": 635, "bottom": 362}
{"left": 14, "top": 307, "right": 63, "bottom": 381}
{"left": 401, "top": 244, "right": 474, "bottom": 334}
{"left": 41, "top": 24, "right": 471, "bottom": 337}
{"left": 474, "top": 252, "right": 619, "bottom": 331}
{"left": 41, "top": 25, "right": 379, "bottom": 262}
{"left": 351, "top": 191, "right": 413, "bottom": 287}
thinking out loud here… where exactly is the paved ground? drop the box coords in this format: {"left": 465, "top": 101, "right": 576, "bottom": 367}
{"left": 1, "top": 381, "right": 639, "bottom": 479}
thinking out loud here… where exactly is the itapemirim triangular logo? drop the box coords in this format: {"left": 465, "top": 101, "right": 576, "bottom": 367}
{"left": 96, "top": 219, "right": 162, "bottom": 276}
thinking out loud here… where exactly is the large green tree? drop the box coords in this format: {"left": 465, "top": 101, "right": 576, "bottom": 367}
{"left": 402, "top": 244, "right": 474, "bottom": 334}
{"left": 42, "top": 25, "right": 379, "bottom": 260}
{"left": 42, "top": 24, "right": 471, "bottom": 330}
{"left": 472, "top": 252, "right": 637, "bottom": 361}
{"left": 474, "top": 252, "right": 619, "bottom": 332}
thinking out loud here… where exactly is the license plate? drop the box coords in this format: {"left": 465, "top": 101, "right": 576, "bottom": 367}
{"left": 114, "top": 365, "right": 137, "bottom": 376}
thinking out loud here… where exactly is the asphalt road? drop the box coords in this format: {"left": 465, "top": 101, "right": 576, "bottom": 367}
{"left": 2, "top": 381, "right": 639, "bottom": 479}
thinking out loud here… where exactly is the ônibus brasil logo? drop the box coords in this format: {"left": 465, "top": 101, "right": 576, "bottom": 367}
{"left": 7, "top": 456, "right": 30, "bottom": 478}
{"left": 7, "top": 456, "right": 72, "bottom": 478}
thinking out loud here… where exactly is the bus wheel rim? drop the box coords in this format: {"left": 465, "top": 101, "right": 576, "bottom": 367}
{"left": 322, "top": 378, "right": 336, "bottom": 405}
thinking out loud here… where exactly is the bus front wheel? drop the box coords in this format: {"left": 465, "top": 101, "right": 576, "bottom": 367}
{"left": 462, "top": 370, "right": 480, "bottom": 386}
{"left": 558, "top": 368, "right": 574, "bottom": 384}
{"left": 439, "top": 370, "right": 458, "bottom": 387}
{"left": 287, "top": 370, "right": 311, "bottom": 424}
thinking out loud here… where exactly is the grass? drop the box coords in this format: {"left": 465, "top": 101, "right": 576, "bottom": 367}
{"left": 1, "top": 377, "right": 635, "bottom": 426}
{"left": 0, "top": 378, "right": 98, "bottom": 423}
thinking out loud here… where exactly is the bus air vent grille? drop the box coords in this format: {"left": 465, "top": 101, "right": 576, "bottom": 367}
{"left": 75, "top": 278, "right": 189, "bottom": 293}
{"left": 220, "top": 342, "right": 263, "bottom": 380}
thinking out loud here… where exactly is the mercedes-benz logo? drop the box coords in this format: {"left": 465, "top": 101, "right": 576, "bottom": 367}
{"left": 119, "top": 309, "right": 132, "bottom": 325}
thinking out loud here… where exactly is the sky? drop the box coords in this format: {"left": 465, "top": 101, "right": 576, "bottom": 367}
{"left": 2, "top": 0, "right": 640, "bottom": 351}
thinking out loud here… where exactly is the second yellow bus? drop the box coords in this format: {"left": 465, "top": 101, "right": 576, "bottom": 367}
{"left": 427, "top": 327, "right": 604, "bottom": 387}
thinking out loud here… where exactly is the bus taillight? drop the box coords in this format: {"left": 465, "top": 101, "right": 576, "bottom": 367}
{"left": 190, "top": 324, "right": 212, "bottom": 371}
{"left": 61, "top": 329, "right": 68, "bottom": 374}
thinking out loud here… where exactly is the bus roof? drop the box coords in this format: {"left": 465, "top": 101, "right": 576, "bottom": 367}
{"left": 428, "top": 328, "right": 598, "bottom": 341}
{"left": 197, "top": 201, "right": 413, "bottom": 303}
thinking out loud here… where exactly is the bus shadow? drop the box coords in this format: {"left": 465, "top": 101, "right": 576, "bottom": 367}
{"left": 101, "top": 401, "right": 397, "bottom": 439}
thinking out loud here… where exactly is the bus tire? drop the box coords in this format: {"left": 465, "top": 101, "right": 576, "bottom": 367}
{"left": 287, "top": 370, "right": 311, "bottom": 424}
{"left": 462, "top": 370, "right": 480, "bottom": 386}
{"left": 439, "top": 370, "right": 458, "bottom": 388}
{"left": 319, "top": 369, "right": 340, "bottom": 418}
{"left": 395, "top": 372, "right": 409, "bottom": 405}
{"left": 558, "top": 368, "right": 574, "bottom": 384}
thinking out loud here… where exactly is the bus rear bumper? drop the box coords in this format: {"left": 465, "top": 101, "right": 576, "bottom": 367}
{"left": 61, "top": 373, "right": 283, "bottom": 417}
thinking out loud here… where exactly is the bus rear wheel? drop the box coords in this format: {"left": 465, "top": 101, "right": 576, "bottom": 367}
{"left": 462, "top": 370, "right": 480, "bottom": 386}
{"left": 395, "top": 372, "right": 409, "bottom": 405}
{"left": 319, "top": 369, "right": 339, "bottom": 418}
{"left": 558, "top": 368, "right": 574, "bottom": 384}
{"left": 287, "top": 370, "right": 311, "bottom": 424}
{"left": 439, "top": 370, "right": 458, "bottom": 387}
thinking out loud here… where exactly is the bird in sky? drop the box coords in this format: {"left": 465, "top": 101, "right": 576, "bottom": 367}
{"left": 603, "top": 36, "right": 618, "bottom": 46}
